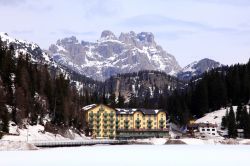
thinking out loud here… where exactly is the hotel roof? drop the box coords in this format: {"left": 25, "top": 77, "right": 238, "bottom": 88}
{"left": 81, "top": 104, "right": 166, "bottom": 115}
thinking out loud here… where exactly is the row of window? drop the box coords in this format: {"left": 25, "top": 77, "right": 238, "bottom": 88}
{"left": 119, "top": 122, "right": 158, "bottom": 125}
{"left": 201, "top": 128, "right": 216, "bottom": 132}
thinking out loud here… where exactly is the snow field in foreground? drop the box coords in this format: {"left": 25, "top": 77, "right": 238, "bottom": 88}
{"left": 0, "top": 145, "right": 250, "bottom": 166}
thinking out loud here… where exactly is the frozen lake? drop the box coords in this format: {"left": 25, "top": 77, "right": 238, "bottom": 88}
{"left": 1, "top": 145, "right": 250, "bottom": 166}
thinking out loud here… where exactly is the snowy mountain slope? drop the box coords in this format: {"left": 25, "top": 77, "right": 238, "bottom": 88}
{"left": 0, "top": 32, "right": 102, "bottom": 92}
{"left": 177, "top": 58, "right": 221, "bottom": 81}
{"left": 0, "top": 32, "right": 52, "bottom": 64}
{"left": 48, "top": 30, "right": 181, "bottom": 81}
{"left": 195, "top": 106, "right": 250, "bottom": 128}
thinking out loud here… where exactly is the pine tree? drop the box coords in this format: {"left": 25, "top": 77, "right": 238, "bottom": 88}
{"left": 241, "top": 106, "right": 250, "bottom": 138}
{"left": 228, "top": 106, "right": 237, "bottom": 138}
{"left": 236, "top": 104, "right": 243, "bottom": 128}
{"left": 108, "top": 93, "right": 116, "bottom": 107}
{"left": 117, "top": 92, "right": 125, "bottom": 108}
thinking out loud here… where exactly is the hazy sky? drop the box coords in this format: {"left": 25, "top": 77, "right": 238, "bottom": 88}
{"left": 0, "top": 0, "right": 250, "bottom": 67}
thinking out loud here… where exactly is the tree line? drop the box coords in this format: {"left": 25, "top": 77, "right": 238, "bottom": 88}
{"left": 0, "top": 39, "right": 103, "bottom": 137}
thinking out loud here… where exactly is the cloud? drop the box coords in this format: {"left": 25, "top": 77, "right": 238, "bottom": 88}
{"left": 0, "top": 0, "right": 26, "bottom": 6}
{"left": 12, "top": 30, "right": 33, "bottom": 34}
{"left": 191, "top": 0, "right": 250, "bottom": 6}
{"left": 120, "top": 15, "right": 238, "bottom": 33}
{"left": 82, "top": 0, "right": 121, "bottom": 18}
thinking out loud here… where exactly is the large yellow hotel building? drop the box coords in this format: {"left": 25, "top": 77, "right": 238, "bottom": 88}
{"left": 82, "top": 104, "right": 169, "bottom": 139}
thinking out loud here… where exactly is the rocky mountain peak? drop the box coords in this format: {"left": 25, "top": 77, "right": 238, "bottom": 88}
{"left": 56, "top": 36, "right": 78, "bottom": 46}
{"left": 48, "top": 31, "right": 181, "bottom": 81}
{"left": 100, "top": 30, "right": 117, "bottom": 40}
{"left": 137, "top": 32, "right": 155, "bottom": 45}
{"left": 177, "top": 58, "right": 222, "bottom": 81}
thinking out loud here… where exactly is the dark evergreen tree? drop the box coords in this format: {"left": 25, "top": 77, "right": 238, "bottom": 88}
{"left": 228, "top": 107, "right": 237, "bottom": 138}
{"left": 117, "top": 92, "right": 125, "bottom": 108}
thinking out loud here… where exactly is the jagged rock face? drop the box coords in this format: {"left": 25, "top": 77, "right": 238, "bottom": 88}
{"left": 104, "top": 71, "right": 182, "bottom": 101}
{"left": 177, "top": 58, "right": 222, "bottom": 81}
{"left": 48, "top": 31, "right": 181, "bottom": 81}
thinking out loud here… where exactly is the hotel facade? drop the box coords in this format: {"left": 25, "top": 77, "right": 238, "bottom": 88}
{"left": 82, "top": 104, "right": 169, "bottom": 139}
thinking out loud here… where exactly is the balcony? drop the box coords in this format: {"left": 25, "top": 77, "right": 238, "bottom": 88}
{"left": 96, "top": 112, "right": 101, "bottom": 118}
{"left": 110, "top": 123, "right": 114, "bottom": 128}
{"left": 103, "top": 112, "right": 109, "bottom": 118}
{"left": 159, "top": 124, "right": 164, "bottom": 129}
{"left": 110, "top": 129, "right": 114, "bottom": 133}
{"left": 124, "top": 123, "right": 130, "bottom": 129}
{"left": 96, "top": 123, "right": 101, "bottom": 128}
{"left": 89, "top": 118, "right": 95, "bottom": 123}
{"left": 159, "top": 119, "right": 165, "bottom": 124}
{"left": 135, "top": 119, "right": 141, "bottom": 124}
{"left": 110, "top": 117, "right": 115, "bottom": 123}
{"left": 103, "top": 119, "right": 109, "bottom": 123}
{"left": 147, "top": 124, "right": 152, "bottom": 129}
{"left": 89, "top": 123, "right": 94, "bottom": 129}
{"left": 110, "top": 112, "right": 115, "bottom": 117}
{"left": 89, "top": 112, "right": 94, "bottom": 118}
{"left": 124, "top": 119, "right": 130, "bottom": 123}
{"left": 135, "top": 124, "right": 141, "bottom": 129}
{"left": 96, "top": 118, "right": 101, "bottom": 123}
{"left": 147, "top": 119, "right": 153, "bottom": 123}
{"left": 103, "top": 123, "right": 109, "bottom": 128}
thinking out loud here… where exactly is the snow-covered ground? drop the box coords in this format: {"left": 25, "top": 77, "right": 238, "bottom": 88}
{"left": 2, "top": 123, "right": 89, "bottom": 142}
{"left": 196, "top": 106, "right": 249, "bottom": 128}
{"left": 133, "top": 138, "right": 167, "bottom": 145}
{"left": 0, "top": 145, "right": 250, "bottom": 166}
{"left": 0, "top": 141, "right": 38, "bottom": 151}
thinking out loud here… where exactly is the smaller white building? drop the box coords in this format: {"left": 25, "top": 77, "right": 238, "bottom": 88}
{"left": 198, "top": 123, "right": 218, "bottom": 137}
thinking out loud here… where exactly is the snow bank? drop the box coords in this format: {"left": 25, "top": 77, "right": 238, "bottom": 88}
{"left": 2, "top": 123, "right": 89, "bottom": 142}
{"left": 0, "top": 141, "right": 38, "bottom": 151}
{"left": 134, "top": 138, "right": 167, "bottom": 145}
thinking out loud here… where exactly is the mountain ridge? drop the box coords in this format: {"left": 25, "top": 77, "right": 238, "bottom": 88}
{"left": 177, "top": 58, "right": 222, "bottom": 81}
{"left": 48, "top": 30, "right": 181, "bottom": 81}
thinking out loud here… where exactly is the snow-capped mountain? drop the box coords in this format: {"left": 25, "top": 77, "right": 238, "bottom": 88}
{"left": 48, "top": 30, "right": 181, "bottom": 81}
{"left": 177, "top": 58, "right": 222, "bottom": 81}
{"left": 0, "top": 32, "right": 102, "bottom": 92}
{"left": 0, "top": 32, "right": 52, "bottom": 64}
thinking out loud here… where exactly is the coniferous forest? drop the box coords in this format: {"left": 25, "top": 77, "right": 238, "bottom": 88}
{"left": 1, "top": 37, "right": 250, "bottom": 138}
{"left": 0, "top": 39, "right": 99, "bottom": 137}
{"left": 165, "top": 60, "right": 250, "bottom": 125}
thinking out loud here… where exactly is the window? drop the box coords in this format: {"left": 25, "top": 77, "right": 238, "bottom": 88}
{"left": 207, "top": 129, "right": 210, "bottom": 131}
{"left": 137, "top": 113, "right": 139, "bottom": 117}
{"left": 154, "top": 122, "right": 156, "bottom": 125}
{"left": 143, "top": 122, "right": 145, "bottom": 125}
{"left": 143, "top": 116, "right": 145, "bottom": 120}
{"left": 202, "top": 129, "right": 205, "bottom": 131}
{"left": 212, "top": 129, "right": 215, "bottom": 131}
{"left": 161, "top": 114, "right": 163, "bottom": 117}
{"left": 212, "top": 133, "right": 215, "bottom": 135}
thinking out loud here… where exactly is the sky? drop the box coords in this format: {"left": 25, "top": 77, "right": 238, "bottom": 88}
{"left": 0, "top": 0, "right": 250, "bottom": 67}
